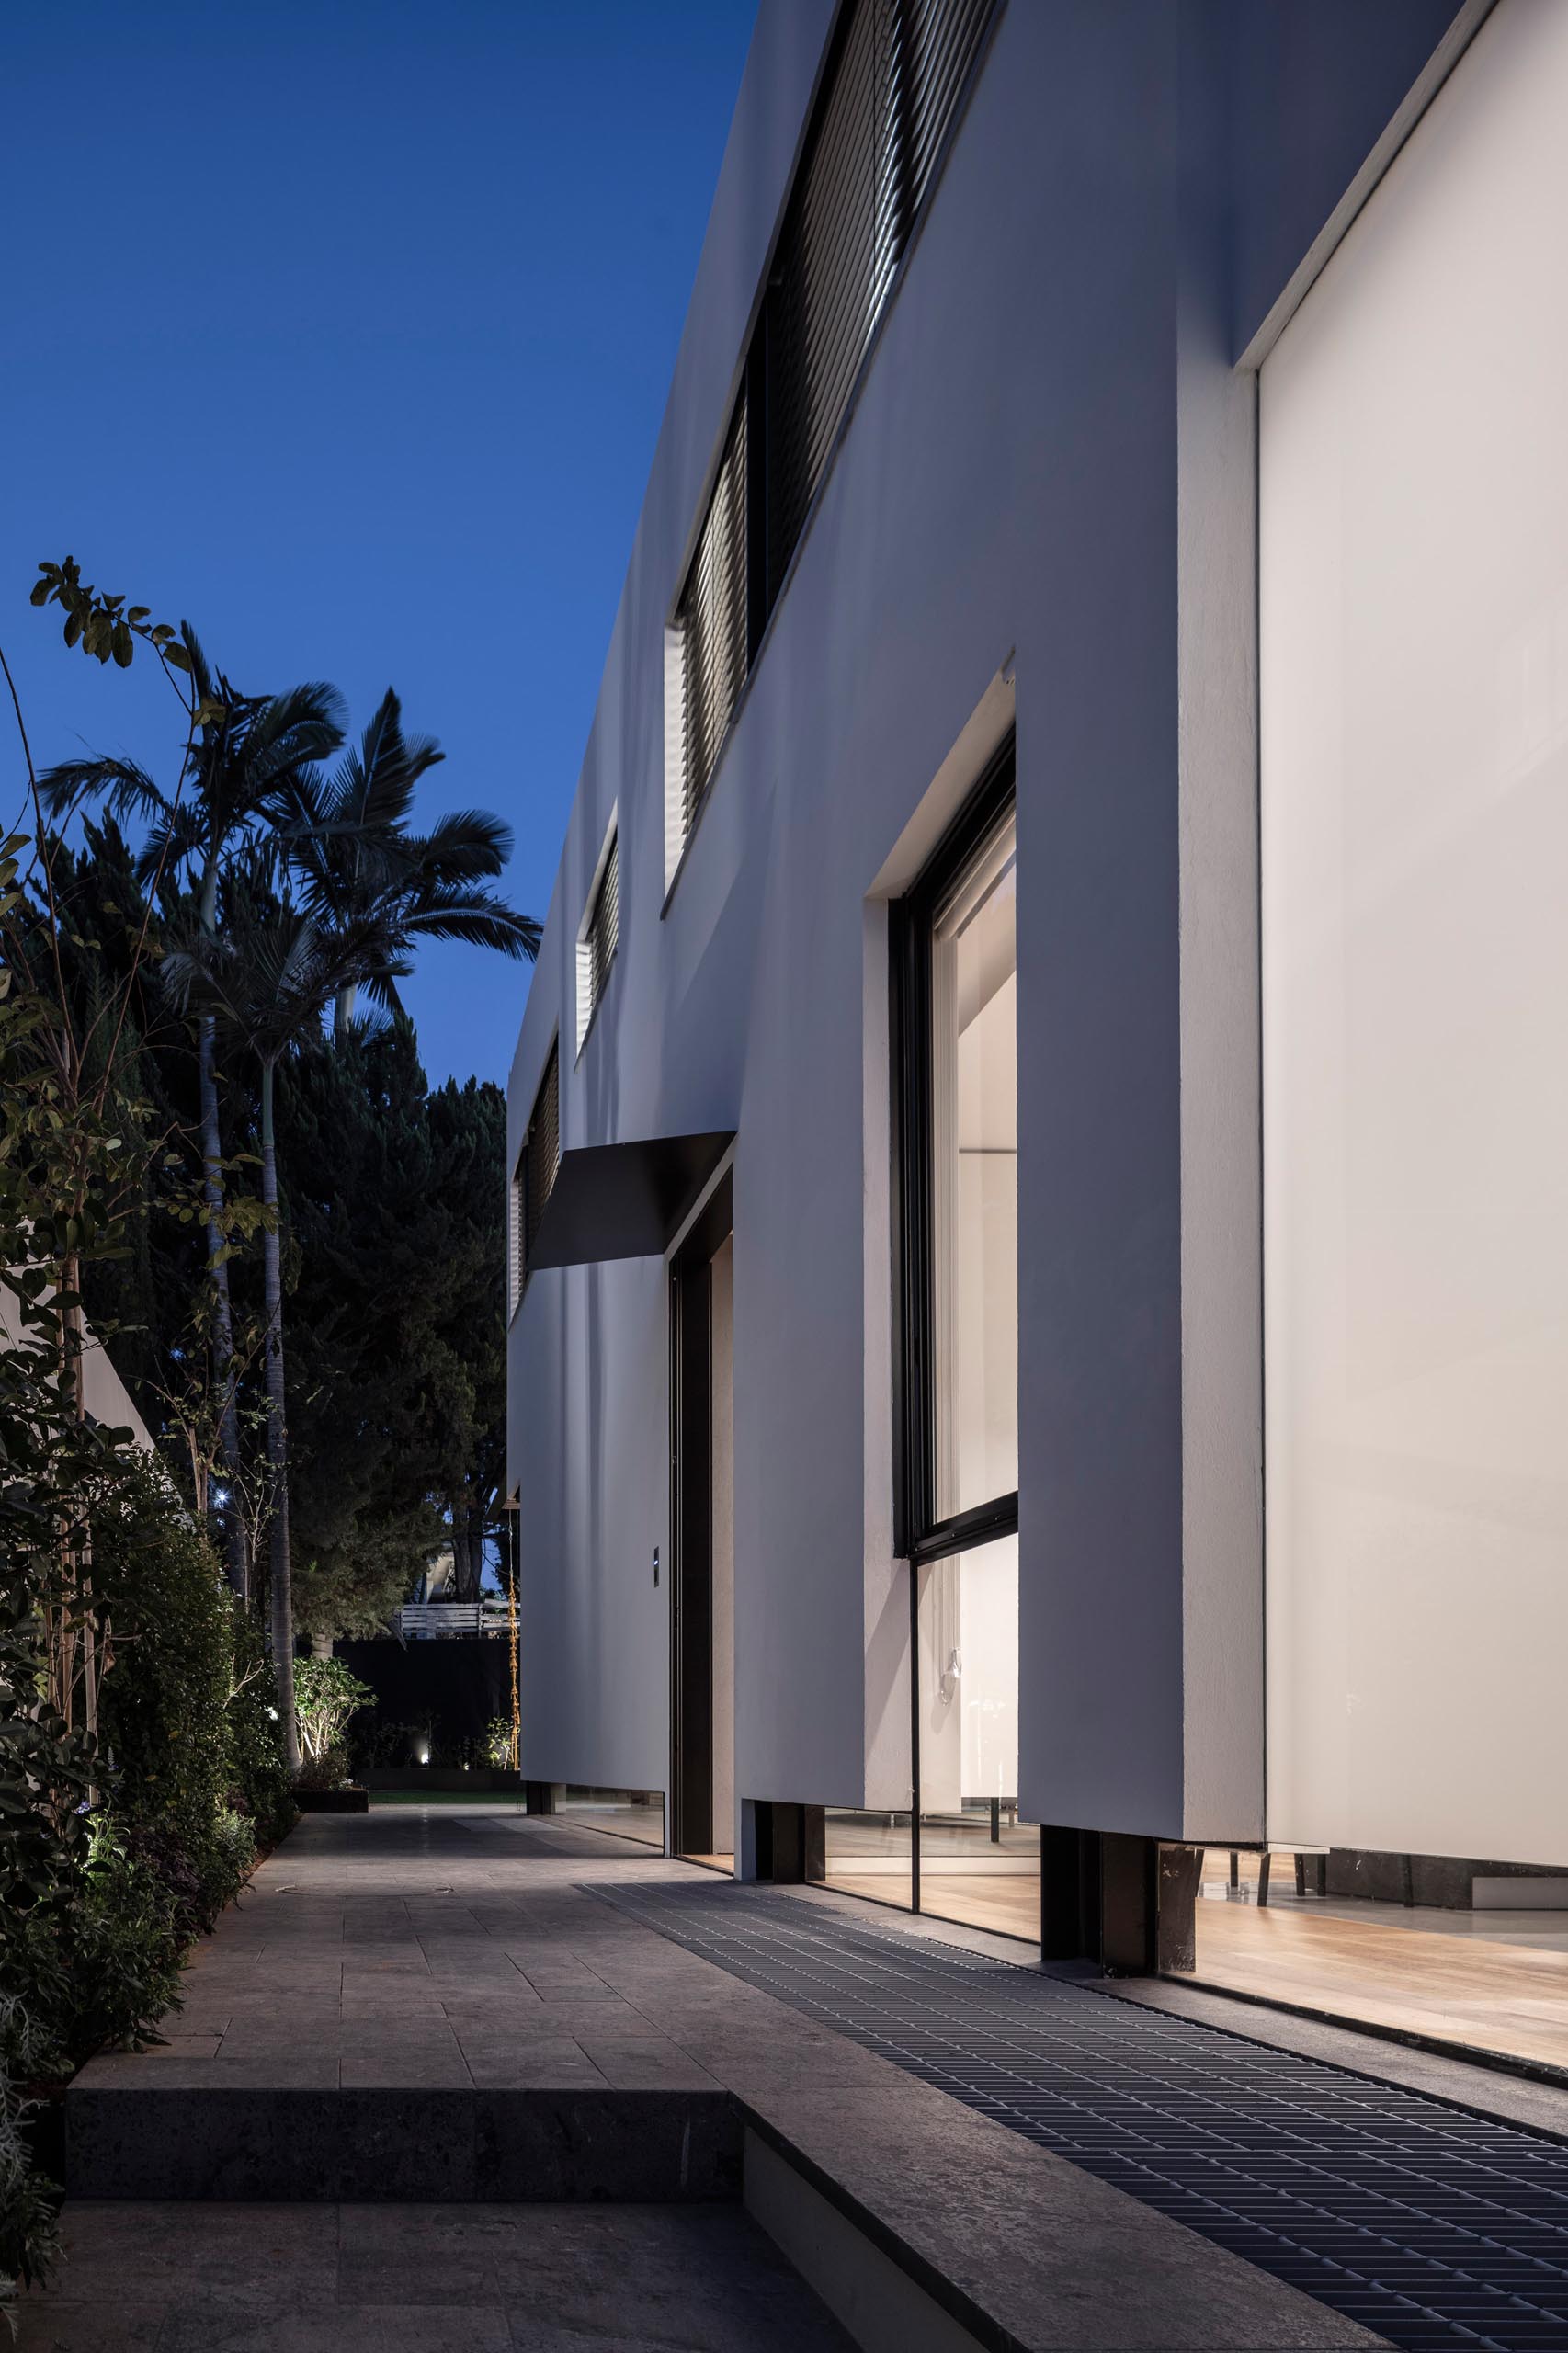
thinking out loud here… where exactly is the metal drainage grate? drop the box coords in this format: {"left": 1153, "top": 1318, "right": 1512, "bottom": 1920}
{"left": 585, "top": 1878, "right": 1568, "bottom": 2353}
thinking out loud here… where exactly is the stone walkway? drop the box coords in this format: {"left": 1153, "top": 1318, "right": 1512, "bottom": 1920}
{"left": 28, "top": 1807, "right": 1396, "bottom": 2350}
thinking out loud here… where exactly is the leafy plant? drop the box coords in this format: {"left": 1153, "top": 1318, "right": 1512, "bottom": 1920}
{"left": 29, "top": 557, "right": 190, "bottom": 676}
{"left": 225, "top": 1613, "right": 296, "bottom": 1850}
{"left": 94, "top": 1456, "right": 240, "bottom": 1932}
{"left": 292, "top": 1656, "right": 375, "bottom": 1779}
{"left": 0, "top": 1995, "right": 59, "bottom": 2325}
{"left": 295, "top": 1742, "right": 352, "bottom": 1793}
{"left": 52, "top": 1819, "right": 184, "bottom": 2061}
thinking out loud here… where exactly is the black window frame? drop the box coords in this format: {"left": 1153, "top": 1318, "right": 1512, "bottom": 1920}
{"left": 891, "top": 732, "right": 1018, "bottom": 1567}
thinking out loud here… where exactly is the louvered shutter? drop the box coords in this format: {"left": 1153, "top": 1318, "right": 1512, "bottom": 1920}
{"left": 507, "top": 1154, "right": 525, "bottom": 1315}
{"left": 904, "top": 0, "right": 994, "bottom": 220}
{"left": 672, "top": 0, "right": 994, "bottom": 846}
{"left": 677, "top": 396, "right": 749, "bottom": 825}
{"left": 586, "top": 834, "right": 619, "bottom": 1022}
{"left": 766, "top": 0, "right": 994, "bottom": 607}
{"left": 524, "top": 1042, "right": 560, "bottom": 1266}
{"left": 766, "top": 0, "right": 884, "bottom": 608}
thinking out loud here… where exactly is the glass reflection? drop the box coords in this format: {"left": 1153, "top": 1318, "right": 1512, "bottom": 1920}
{"left": 931, "top": 813, "right": 1017, "bottom": 1519}
{"left": 824, "top": 1808, "right": 915, "bottom": 1911}
{"left": 917, "top": 1534, "right": 1039, "bottom": 1938}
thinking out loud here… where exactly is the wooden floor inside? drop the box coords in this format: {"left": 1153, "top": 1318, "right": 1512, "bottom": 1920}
{"left": 822, "top": 1854, "right": 1568, "bottom": 2070}
{"left": 1195, "top": 1902, "right": 1568, "bottom": 2072}
{"left": 825, "top": 1869, "right": 1041, "bottom": 1942}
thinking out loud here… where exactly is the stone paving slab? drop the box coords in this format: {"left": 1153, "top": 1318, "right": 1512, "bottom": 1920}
{"left": 62, "top": 1807, "right": 1389, "bottom": 2349}
{"left": 15, "top": 2200, "right": 855, "bottom": 2350}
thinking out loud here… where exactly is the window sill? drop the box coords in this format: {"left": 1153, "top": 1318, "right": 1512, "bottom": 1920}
{"left": 907, "top": 1491, "right": 1018, "bottom": 1568}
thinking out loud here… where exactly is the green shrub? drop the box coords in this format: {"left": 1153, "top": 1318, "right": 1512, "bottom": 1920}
{"left": 0, "top": 1996, "right": 58, "bottom": 2313}
{"left": 9, "top": 1821, "right": 183, "bottom": 2071}
{"left": 227, "top": 1611, "right": 296, "bottom": 1849}
{"left": 212, "top": 1806, "right": 256, "bottom": 1889}
{"left": 295, "top": 1740, "right": 351, "bottom": 1792}
{"left": 292, "top": 1657, "right": 375, "bottom": 1780}
{"left": 94, "top": 1458, "right": 237, "bottom": 1930}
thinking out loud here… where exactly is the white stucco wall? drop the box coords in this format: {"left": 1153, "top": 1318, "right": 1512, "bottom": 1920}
{"left": 1261, "top": 0, "right": 1568, "bottom": 1867}
{"left": 0, "top": 1287, "right": 154, "bottom": 1452}
{"left": 507, "top": 0, "right": 1476, "bottom": 1848}
{"left": 507, "top": 0, "right": 1257, "bottom": 1840}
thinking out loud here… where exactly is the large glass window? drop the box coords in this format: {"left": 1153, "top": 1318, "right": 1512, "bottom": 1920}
{"left": 916, "top": 1535, "right": 1036, "bottom": 1938}
{"left": 896, "top": 737, "right": 1018, "bottom": 1560}
{"left": 888, "top": 737, "right": 1036, "bottom": 1941}
{"left": 824, "top": 1807, "right": 914, "bottom": 1913}
{"left": 550, "top": 1788, "right": 665, "bottom": 1850}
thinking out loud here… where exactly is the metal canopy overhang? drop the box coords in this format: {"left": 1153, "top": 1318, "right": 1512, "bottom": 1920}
{"left": 526, "top": 1131, "right": 734, "bottom": 1271}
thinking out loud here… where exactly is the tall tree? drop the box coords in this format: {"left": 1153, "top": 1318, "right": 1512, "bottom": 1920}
{"left": 40, "top": 649, "right": 345, "bottom": 1599}
{"left": 280, "top": 1031, "right": 506, "bottom": 1639}
{"left": 268, "top": 688, "right": 540, "bottom": 1038}
{"left": 163, "top": 855, "right": 388, "bottom": 1768}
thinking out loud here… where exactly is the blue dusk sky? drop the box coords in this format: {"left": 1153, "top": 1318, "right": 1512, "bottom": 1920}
{"left": 3, "top": 0, "right": 755, "bottom": 1087}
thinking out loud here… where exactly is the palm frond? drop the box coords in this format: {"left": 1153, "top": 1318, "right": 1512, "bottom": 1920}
{"left": 133, "top": 801, "right": 208, "bottom": 892}
{"left": 178, "top": 623, "right": 216, "bottom": 709}
{"left": 38, "top": 755, "right": 169, "bottom": 827}
{"left": 411, "top": 808, "right": 513, "bottom": 881}
{"left": 403, "top": 886, "right": 540, "bottom": 959}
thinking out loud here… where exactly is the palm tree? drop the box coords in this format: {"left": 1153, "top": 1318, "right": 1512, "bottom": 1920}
{"left": 267, "top": 688, "right": 540, "bottom": 1039}
{"left": 41, "top": 637, "right": 345, "bottom": 1598}
{"left": 162, "top": 852, "right": 394, "bottom": 1770}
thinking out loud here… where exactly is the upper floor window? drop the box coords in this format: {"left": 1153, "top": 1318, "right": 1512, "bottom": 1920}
{"left": 666, "top": 0, "right": 996, "bottom": 878}
{"left": 510, "top": 1040, "right": 560, "bottom": 1313}
{"left": 576, "top": 821, "right": 619, "bottom": 1053}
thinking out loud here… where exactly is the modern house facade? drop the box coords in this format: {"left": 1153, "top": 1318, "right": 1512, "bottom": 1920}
{"left": 507, "top": 0, "right": 1568, "bottom": 2030}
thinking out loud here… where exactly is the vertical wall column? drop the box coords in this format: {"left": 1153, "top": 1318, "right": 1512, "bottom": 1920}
{"left": 1041, "top": 1829, "right": 1203, "bottom": 1973}
{"left": 1174, "top": 1, "right": 1266, "bottom": 1844}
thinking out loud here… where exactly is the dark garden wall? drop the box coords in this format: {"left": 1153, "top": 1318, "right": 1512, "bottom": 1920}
{"left": 335, "top": 1638, "right": 512, "bottom": 1771}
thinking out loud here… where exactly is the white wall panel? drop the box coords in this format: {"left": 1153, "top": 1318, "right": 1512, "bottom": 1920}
{"left": 1262, "top": 0, "right": 1568, "bottom": 1864}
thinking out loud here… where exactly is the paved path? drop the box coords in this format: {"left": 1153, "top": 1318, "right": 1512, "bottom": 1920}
{"left": 74, "top": 1809, "right": 902, "bottom": 2097}
{"left": 38, "top": 1807, "right": 1391, "bottom": 2351}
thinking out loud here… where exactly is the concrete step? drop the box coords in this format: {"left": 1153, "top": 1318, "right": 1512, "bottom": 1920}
{"left": 66, "top": 2084, "right": 739, "bottom": 2202}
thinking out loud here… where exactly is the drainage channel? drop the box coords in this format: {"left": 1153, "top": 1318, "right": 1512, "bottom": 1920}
{"left": 585, "top": 1878, "right": 1568, "bottom": 2353}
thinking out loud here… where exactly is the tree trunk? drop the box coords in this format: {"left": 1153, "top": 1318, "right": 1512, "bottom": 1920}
{"left": 450, "top": 1497, "right": 477, "bottom": 1604}
{"left": 334, "top": 981, "right": 357, "bottom": 1042}
{"left": 260, "top": 1061, "right": 300, "bottom": 1775}
{"left": 198, "top": 859, "right": 246, "bottom": 1602}
{"left": 310, "top": 1631, "right": 334, "bottom": 1661}
{"left": 200, "top": 1008, "right": 247, "bottom": 1601}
